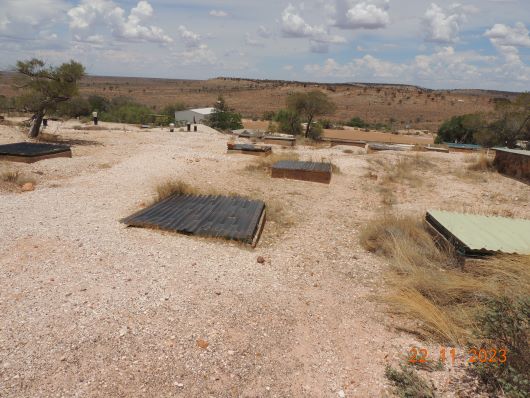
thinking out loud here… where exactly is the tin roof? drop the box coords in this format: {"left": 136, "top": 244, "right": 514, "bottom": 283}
{"left": 272, "top": 161, "right": 332, "bottom": 173}
{"left": 494, "top": 147, "right": 530, "bottom": 157}
{"left": 190, "top": 107, "right": 215, "bottom": 115}
{"left": 0, "top": 142, "right": 71, "bottom": 157}
{"left": 426, "top": 210, "right": 530, "bottom": 255}
{"left": 122, "top": 194, "right": 265, "bottom": 245}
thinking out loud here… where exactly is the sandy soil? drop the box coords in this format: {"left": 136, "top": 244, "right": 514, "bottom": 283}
{"left": 0, "top": 120, "right": 528, "bottom": 397}
{"left": 322, "top": 127, "right": 434, "bottom": 145}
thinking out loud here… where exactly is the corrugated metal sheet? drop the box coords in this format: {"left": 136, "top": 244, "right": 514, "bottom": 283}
{"left": 494, "top": 148, "right": 530, "bottom": 157}
{"left": 0, "top": 142, "right": 70, "bottom": 157}
{"left": 272, "top": 161, "right": 332, "bottom": 173}
{"left": 426, "top": 210, "right": 530, "bottom": 255}
{"left": 122, "top": 194, "right": 266, "bottom": 245}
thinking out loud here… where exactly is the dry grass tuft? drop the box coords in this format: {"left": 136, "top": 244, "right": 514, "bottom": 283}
{"left": 0, "top": 166, "right": 36, "bottom": 189}
{"left": 359, "top": 213, "right": 530, "bottom": 346}
{"left": 466, "top": 153, "right": 494, "bottom": 172}
{"left": 153, "top": 180, "right": 199, "bottom": 203}
{"left": 244, "top": 152, "right": 300, "bottom": 172}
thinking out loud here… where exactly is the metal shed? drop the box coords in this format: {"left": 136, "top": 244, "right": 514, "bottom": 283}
{"left": 426, "top": 210, "right": 530, "bottom": 255}
{"left": 494, "top": 148, "right": 530, "bottom": 182}
{"left": 174, "top": 107, "right": 215, "bottom": 124}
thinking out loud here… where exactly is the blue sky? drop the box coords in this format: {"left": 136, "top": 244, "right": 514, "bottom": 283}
{"left": 1, "top": 0, "right": 529, "bottom": 90}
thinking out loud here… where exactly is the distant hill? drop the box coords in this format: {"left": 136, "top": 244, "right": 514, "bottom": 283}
{"left": 1, "top": 72, "right": 518, "bottom": 131}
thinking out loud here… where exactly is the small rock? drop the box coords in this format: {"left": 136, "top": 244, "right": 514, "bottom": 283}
{"left": 119, "top": 326, "right": 128, "bottom": 337}
{"left": 338, "top": 390, "right": 345, "bottom": 398}
{"left": 174, "top": 382, "right": 184, "bottom": 388}
{"left": 257, "top": 256, "right": 265, "bottom": 264}
{"left": 21, "top": 182, "right": 35, "bottom": 192}
{"left": 196, "top": 339, "right": 209, "bottom": 349}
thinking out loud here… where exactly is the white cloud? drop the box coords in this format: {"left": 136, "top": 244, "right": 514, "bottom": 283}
{"left": 423, "top": 3, "right": 466, "bottom": 44}
{"left": 245, "top": 33, "right": 264, "bottom": 47}
{"left": 209, "top": 10, "right": 228, "bottom": 17}
{"left": 176, "top": 44, "right": 217, "bottom": 66}
{"left": 333, "top": 0, "right": 390, "bottom": 30}
{"left": 485, "top": 22, "right": 530, "bottom": 48}
{"left": 305, "top": 54, "right": 406, "bottom": 79}
{"left": 484, "top": 22, "right": 530, "bottom": 81}
{"left": 0, "top": 0, "right": 66, "bottom": 36}
{"left": 280, "top": 4, "right": 346, "bottom": 52}
{"left": 304, "top": 46, "right": 530, "bottom": 86}
{"left": 257, "top": 25, "right": 272, "bottom": 39}
{"left": 68, "top": 0, "right": 173, "bottom": 44}
{"left": 177, "top": 25, "right": 201, "bottom": 48}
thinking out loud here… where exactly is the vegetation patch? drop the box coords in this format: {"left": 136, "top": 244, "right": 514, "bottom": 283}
{"left": 360, "top": 213, "right": 530, "bottom": 396}
{"left": 244, "top": 152, "right": 300, "bottom": 173}
{"left": 385, "top": 365, "right": 436, "bottom": 398}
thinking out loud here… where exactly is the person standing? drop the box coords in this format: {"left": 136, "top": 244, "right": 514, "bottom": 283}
{"left": 93, "top": 111, "right": 98, "bottom": 126}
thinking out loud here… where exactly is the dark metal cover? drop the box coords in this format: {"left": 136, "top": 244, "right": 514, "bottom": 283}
{"left": 272, "top": 160, "right": 332, "bottom": 173}
{"left": 0, "top": 142, "right": 71, "bottom": 157}
{"left": 122, "top": 194, "right": 266, "bottom": 244}
{"left": 230, "top": 144, "right": 271, "bottom": 152}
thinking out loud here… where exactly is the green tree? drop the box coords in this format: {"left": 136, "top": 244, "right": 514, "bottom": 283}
{"left": 287, "top": 90, "right": 336, "bottom": 137}
{"left": 274, "top": 109, "right": 302, "bottom": 135}
{"left": 56, "top": 96, "right": 91, "bottom": 118}
{"left": 491, "top": 93, "right": 530, "bottom": 147}
{"left": 207, "top": 96, "right": 243, "bottom": 130}
{"left": 88, "top": 95, "right": 110, "bottom": 113}
{"left": 161, "top": 102, "right": 186, "bottom": 119}
{"left": 15, "top": 58, "right": 85, "bottom": 137}
{"left": 346, "top": 116, "right": 367, "bottom": 128}
{"left": 435, "top": 114, "right": 485, "bottom": 144}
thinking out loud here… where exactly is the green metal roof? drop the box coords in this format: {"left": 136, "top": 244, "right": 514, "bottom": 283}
{"left": 494, "top": 148, "right": 530, "bottom": 157}
{"left": 426, "top": 210, "right": 530, "bottom": 255}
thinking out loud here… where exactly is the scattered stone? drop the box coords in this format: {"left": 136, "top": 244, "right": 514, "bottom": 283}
{"left": 338, "top": 390, "right": 345, "bottom": 398}
{"left": 21, "top": 182, "right": 35, "bottom": 192}
{"left": 257, "top": 256, "right": 265, "bottom": 264}
{"left": 196, "top": 339, "right": 209, "bottom": 349}
{"left": 119, "top": 326, "right": 128, "bottom": 337}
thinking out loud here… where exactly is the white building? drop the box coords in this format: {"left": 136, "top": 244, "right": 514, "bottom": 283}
{"left": 174, "top": 107, "right": 215, "bottom": 124}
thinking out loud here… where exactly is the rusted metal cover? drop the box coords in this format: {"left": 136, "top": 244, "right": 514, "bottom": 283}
{"left": 122, "top": 194, "right": 266, "bottom": 245}
{"left": 494, "top": 148, "right": 530, "bottom": 182}
{"left": 227, "top": 143, "right": 272, "bottom": 155}
{"left": 271, "top": 161, "right": 332, "bottom": 184}
{"left": 0, "top": 142, "right": 72, "bottom": 163}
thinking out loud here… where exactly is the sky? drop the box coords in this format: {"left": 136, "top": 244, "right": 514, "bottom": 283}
{"left": 1, "top": 0, "right": 529, "bottom": 91}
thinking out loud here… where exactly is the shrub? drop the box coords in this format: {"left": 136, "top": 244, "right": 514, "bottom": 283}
{"left": 308, "top": 122, "right": 323, "bottom": 140}
{"left": 99, "top": 98, "right": 152, "bottom": 124}
{"left": 56, "top": 96, "right": 91, "bottom": 118}
{"left": 262, "top": 110, "right": 276, "bottom": 121}
{"left": 274, "top": 109, "right": 302, "bottom": 135}
{"left": 346, "top": 116, "right": 367, "bottom": 128}
{"left": 153, "top": 180, "right": 199, "bottom": 203}
{"left": 466, "top": 153, "right": 494, "bottom": 172}
{"left": 161, "top": 102, "right": 186, "bottom": 117}
{"left": 207, "top": 96, "right": 243, "bottom": 130}
{"left": 87, "top": 95, "right": 110, "bottom": 113}
{"left": 473, "top": 298, "right": 529, "bottom": 398}
{"left": 385, "top": 365, "right": 435, "bottom": 398}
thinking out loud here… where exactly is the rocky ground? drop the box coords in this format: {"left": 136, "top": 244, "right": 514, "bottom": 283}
{"left": 0, "top": 119, "right": 528, "bottom": 397}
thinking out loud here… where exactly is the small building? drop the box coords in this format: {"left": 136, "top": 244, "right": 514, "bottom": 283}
{"left": 493, "top": 148, "right": 530, "bottom": 182}
{"left": 174, "top": 107, "right": 215, "bottom": 124}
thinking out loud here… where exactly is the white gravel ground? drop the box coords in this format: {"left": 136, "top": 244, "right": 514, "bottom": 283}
{"left": 0, "top": 120, "right": 528, "bottom": 397}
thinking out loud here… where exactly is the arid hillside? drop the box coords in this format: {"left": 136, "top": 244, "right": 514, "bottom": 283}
{"left": 0, "top": 73, "right": 518, "bottom": 131}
